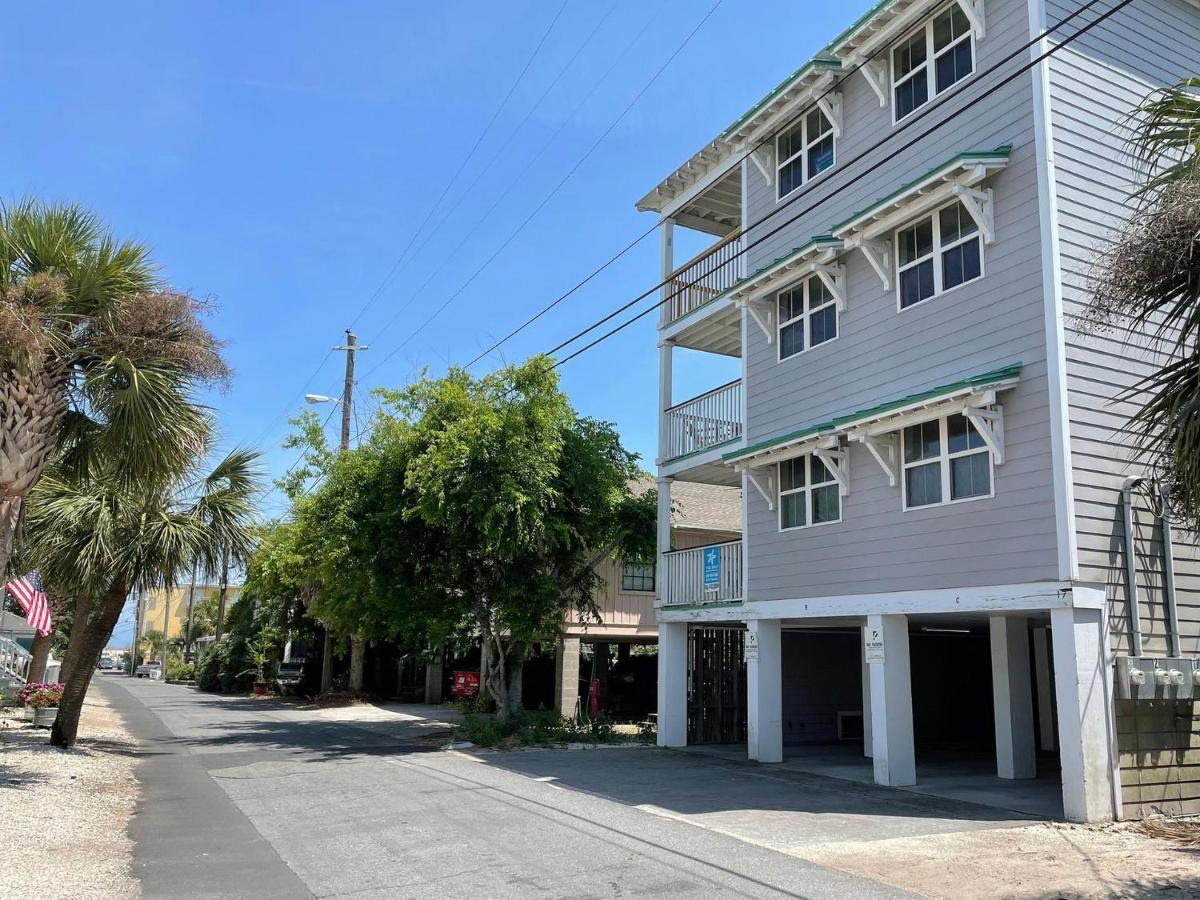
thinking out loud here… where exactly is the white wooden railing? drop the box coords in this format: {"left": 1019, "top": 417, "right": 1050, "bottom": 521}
{"left": 660, "top": 541, "right": 743, "bottom": 607}
{"left": 664, "top": 228, "right": 742, "bottom": 325}
{"left": 0, "top": 635, "right": 32, "bottom": 684}
{"left": 664, "top": 380, "right": 743, "bottom": 460}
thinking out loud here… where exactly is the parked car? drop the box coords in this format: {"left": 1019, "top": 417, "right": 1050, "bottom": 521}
{"left": 98, "top": 657, "right": 114, "bottom": 670}
{"left": 135, "top": 661, "right": 162, "bottom": 679}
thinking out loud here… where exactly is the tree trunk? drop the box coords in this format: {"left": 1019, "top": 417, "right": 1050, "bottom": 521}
{"left": 349, "top": 634, "right": 364, "bottom": 695}
{"left": 320, "top": 627, "right": 334, "bottom": 693}
{"left": 51, "top": 579, "right": 128, "bottom": 748}
{"left": 58, "top": 591, "right": 94, "bottom": 687}
{"left": 486, "top": 632, "right": 511, "bottom": 725}
{"left": 27, "top": 632, "right": 51, "bottom": 683}
{"left": 506, "top": 642, "right": 526, "bottom": 719}
{"left": 0, "top": 496, "right": 20, "bottom": 583}
{"left": 215, "top": 548, "right": 230, "bottom": 640}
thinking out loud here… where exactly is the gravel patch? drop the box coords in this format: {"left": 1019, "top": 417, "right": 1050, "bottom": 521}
{"left": 0, "top": 689, "right": 139, "bottom": 900}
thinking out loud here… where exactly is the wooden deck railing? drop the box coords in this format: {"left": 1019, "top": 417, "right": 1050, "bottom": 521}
{"left": 660, "top": 541, "right": 743, "bottom": 607}
{"left": 664, "top": 379, "right": 742, "bottom": 460}
{"left": 664, "top": 228, "right": 742, "bottom": 325}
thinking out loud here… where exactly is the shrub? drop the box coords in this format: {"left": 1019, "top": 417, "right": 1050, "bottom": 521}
{"left": 459, "top": 710, "right": 624, "bottom": 749}
{"left": 197, "top": 648, "right": 221, "bottom": 692}
{"left": 166, "top": 661, "right": 195, "bottom": 682}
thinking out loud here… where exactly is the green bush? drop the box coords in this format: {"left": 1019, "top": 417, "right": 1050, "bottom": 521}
{"left": 197, "top": 648, "right": 221, "bottom": 692}
{"left": 217, "top": 635, "right": 253, "bottom": 693}
{"left": 459, "top": 710, "right": 624, "bottom": 749}
{"left": 166, "top": 661, "right": 195, "bottom": 682}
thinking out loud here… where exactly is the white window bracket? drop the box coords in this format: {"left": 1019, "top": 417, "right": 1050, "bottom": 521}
{"left": 751, "top": 145, "right": 774, "bottom": 186}
{"left": 855, "top": 238, "right": 892, "bottom": 290}
{"left": 962, "top": 404, "right": 1005, "bottom": 465}
{"left": 746, "top": 468, "right": 776, "bottom": 511}
{"left": 952, "top": 185, "right": 995, "bottom": 244}
{"left": 812, "top": 262, "right": 846, "bottom": 312}
{"left": 816, "top": 92, "right": 843, "bottom": 139}
{"left": 859, "top": 58, "right": 889, "bottom": 108}
{"left": 856, "top": 433, "right": 899, "bottom": 486}
{"left": 955, "top": 0, "right": 986, "bottom": 39}
{"left": 740, "top": 298, "right": 774, "bottom": 343}
{"left": 814, "top": 445, "right": 850, "bottom": 496}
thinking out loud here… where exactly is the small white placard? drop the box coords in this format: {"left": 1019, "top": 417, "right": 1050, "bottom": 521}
{"left": 864, "top": 626, "right": 885, "bottom": 664}
{"left": 745, "top": 630, "right": 759, "bottom": 662}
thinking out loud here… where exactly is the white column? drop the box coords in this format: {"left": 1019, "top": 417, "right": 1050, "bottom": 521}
{"left": 1033, "top": 626, "right": 1057, "bottom": 752}
{"left": 1051, "top": 606, "right": 1118, "bottom": 822}
{"left": 746, "top": 619, "right": 783, "bottom": 763}
{"left": 861, "top": 624, "right": 873, "bottom": 758}
{"left": 990, "top": 616, "right": 1037, "bottom": 779}
{"left": 867, "top": 614, "right": 915, "bottom": 786}
{"left": 658, "top": 339, "right": 674, "bottom": 463}
{"left": 657, "top": 622, "right": 688, "bottom": 748}
{"left": 659, "top": 218, "right": 675, "bottom": 326}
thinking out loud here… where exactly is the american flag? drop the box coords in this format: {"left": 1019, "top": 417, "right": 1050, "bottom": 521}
{"left": 4, "top": 570, "right": 52, "bottom": 637}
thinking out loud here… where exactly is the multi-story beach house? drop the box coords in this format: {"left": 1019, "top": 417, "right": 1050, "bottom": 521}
{"left": 637, "top": 0, "right": 1200, "bottom": 822}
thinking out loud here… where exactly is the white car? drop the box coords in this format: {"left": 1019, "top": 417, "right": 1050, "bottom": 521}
{"left": 135, "top": 661, "right": 162, "bottom": 679}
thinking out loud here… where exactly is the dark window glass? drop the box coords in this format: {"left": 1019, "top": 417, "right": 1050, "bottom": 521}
{"left": 950, "top": 452, "right": 991, "bottom": 500}
{"left": 812, "top": 483, "right": 840, "bottom": 524}
{"left": 938, "top": 202, "right": 977, "bottom": 244}
{"left": 933, "top": 5, "right": 970, "bottom": 51}
{"left": 806, "top": 108, "right": 830, "bottom": 137}
{"left": 809, "top": 304, "right": 837, "bottom": 346}
{"left": 779, "top": 287, "right": 803, "bottom": 323}
{"left": 941, "top": 237, "right": 981, "bottom": 290}
{"left": 899, "top": 219, "right": 934, "bottom": 265}
{"left": 895, "top": 70, "right": 929, "bottom": 120}
{"left": 808, "top": 275, "right": 833, "bottom": 309}
{"left": 781, "top": 491, "right": 806, "bottom": 529}
{"left": 780, "top": 457, "right": 805, "bottom": 491}
{"left": 893, "top": 31, "right": 927, "bottom": 77}
{"left": 936, "top": 39, "right": 974, "bottom": 93}
{"left": 811, "top": 455, "right": 833, "bottom": 485}
{"left": 904, "top": 420, "right": 941, "bottom": 464}
{"left": 780, "top": 320, "right": 804, "bottom": 359}
{"left": 777, "top": 122, "right": 803, "bottom": 163}
{"left": 621, "top": 562, "right": 656, "bottom": 592}
{"left": 779, "top": 157, "right": 803, "bottom": 198}
{"left": 808, "top": 135, "right": 834, "bottom": 178}
{"left": 899, "top": 259, "right": 935, "bottom": 308}
{"left": 905, "top": 461, "right": 942, "bottom": 507}
{"left": 947, "top": 413, "right": 986, "bottom": 454}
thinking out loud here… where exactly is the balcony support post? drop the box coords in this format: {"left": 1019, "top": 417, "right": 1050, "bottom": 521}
{"left": 746, "top": 619, "right": 783, "bottom": 763}
{"left": 659, "top": 218, "right": 675, "bottom": 326}
{"left": 657, "top": 621, "right": 688, "bottom": 747}
{"left": 658, "top": 340, "right": 674, "bottom": 464}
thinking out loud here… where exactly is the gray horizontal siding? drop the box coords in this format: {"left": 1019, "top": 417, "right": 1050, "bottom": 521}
{"left": 742, "top": 0, "right": 1059, "bottom": 602}
{"left": 1047, "top": 0, "right": 1200, "bottom": 656}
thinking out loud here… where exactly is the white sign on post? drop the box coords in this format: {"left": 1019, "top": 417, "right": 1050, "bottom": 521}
{"left": 745, "top": 630, "right": 759, "bottom": 662}
{"left": 864, "top": 625, "right": 885, "bottom": 664}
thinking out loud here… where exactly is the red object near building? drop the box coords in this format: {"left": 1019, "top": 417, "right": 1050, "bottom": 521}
{"left": 450, "top": 670, "right": 480, "bottom": 698}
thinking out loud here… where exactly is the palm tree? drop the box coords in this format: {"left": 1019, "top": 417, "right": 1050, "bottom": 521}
{"left": 21, "top": 440, "right": 262, "bottom": 747}
{"left": 0, "top": 199, "right": 228, "bottom": 581}
{"left": 1084, "top": 78, "right": 1200, "bottom": 521}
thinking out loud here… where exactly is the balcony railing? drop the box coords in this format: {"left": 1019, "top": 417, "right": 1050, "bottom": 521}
{"left": 661, "top": 541, "right": 743, "bottom": 607}
{"left": 0, "top": 635, "right": 32, "bottom": 684}
{"left": 664, "top": 379, "right": 742, "bottom": 460}
{"left": 664, "top": 228, "right": 742, "bottom": 325}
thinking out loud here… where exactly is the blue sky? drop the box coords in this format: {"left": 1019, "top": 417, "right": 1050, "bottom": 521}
{"left": 2, "top": 0, "right": 871, "bottom": 646}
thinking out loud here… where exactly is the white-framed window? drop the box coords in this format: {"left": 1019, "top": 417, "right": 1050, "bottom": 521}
{"left": 779, "top": 454, "right": 842, "bottom": 530}
{"left": 621, "top": 561, "right": 655, "bottom": 592}
{"left": 896, "top": 199, "right": 982, "bottom": 310}
{"left": 776, "top": 107, "right": 836, "bottom": 200}
{"left": 901, "top": 412, "right": 993, "bottom": 509}
{"left": 892, "top": 3, "right": 976, "bottom": 122}
{"left": 778, "top": 275, "right": 838, "bottom": 360}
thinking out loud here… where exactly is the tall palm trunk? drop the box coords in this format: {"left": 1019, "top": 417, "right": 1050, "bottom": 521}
{"left": 349, "top": 634, "right": 365, "bottom": 695}
{"left": 58, "top": 591, "right": 94, "bottom": 687}
{"left": 51, "top": 578, "right": 127, "bottom": 748}
{"left": 0, "top": 366, "right": 69, "bottom": 578}
{"left": 27, "top": 632, "right": 51, "bottom": 683}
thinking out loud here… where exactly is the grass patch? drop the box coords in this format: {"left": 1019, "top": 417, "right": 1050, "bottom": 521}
{"left": 456, "top": 708, "right": 654, "bottom": 750}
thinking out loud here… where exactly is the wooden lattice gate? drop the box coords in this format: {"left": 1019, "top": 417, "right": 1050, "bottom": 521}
{"left": 687, "top": 626, "right": 747, "bottom": 744}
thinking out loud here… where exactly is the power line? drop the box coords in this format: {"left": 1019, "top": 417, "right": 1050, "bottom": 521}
{"left": 547, "top": 0, "right": 1123, "bottom": 365}
{"left": 360, "top": 0, "right": 722, "bottom": 381}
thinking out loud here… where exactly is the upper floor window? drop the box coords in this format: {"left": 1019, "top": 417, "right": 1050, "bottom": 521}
{"left": 892, "top": 4, "right": 975, "bottom": 122}
{"left": 778, "top": 275, "right": 838, "bottom": 360}
{"left": 777, "top": 108, "right": 835, "bottom": 200}
{"left": 902, "top": 412, "right": 992, "bottom": 509}
{"left": 621, "top": 561, "right": 655, "bottom": 592}
{"left": 779, "top": 454, "right": 841, "bottom": 530}
{"left": 896, "top": 199, "right": 982, "bottom": 309}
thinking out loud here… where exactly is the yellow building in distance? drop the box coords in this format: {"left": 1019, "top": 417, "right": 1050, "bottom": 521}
{"left": 140, "top": 583, "right": 242, "bottom": 646}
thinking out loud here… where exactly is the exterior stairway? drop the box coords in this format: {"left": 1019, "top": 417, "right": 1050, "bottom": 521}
{"left": 0, "top": 634, "right": 33, "bottom": 697}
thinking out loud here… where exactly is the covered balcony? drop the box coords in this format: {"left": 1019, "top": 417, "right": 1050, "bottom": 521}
{"left": 660, "top": 540, "right": 744, "bottom": 608}
{"left": 663, "top": 378, "right": 743, "bottom": 464}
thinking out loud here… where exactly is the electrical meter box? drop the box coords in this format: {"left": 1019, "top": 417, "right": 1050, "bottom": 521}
{"left": 1116, "top": 656, "right": 1196, "bottom": 701}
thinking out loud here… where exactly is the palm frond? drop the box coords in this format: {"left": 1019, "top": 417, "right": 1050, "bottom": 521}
{"left": 1132, "top": 77, "right": 1200, "bottom": 198}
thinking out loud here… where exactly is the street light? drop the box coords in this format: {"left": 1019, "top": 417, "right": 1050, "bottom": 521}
{"left": 304, "top": 394, "right": 341, "bottom": 405}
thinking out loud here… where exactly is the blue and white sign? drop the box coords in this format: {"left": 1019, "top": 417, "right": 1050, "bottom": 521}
{"left": 703, "top": 546, "right": 721, "bottom": 589}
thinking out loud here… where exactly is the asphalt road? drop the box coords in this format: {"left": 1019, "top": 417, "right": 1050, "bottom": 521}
{"left": 97, "top": 676, "right": 914, "bottom": 899}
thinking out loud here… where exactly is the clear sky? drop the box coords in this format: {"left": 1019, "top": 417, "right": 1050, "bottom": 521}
{"left": 2, "top": 0, "right": 871, "bottom": 647}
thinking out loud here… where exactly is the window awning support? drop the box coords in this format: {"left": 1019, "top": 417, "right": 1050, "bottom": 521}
{"left": 738, "top": 297, "right": 774, "bottom": 343}
{"left": 955, "top": 0, "right": 986, "bottom": 39}
{"left": 853, "top": 238, "right": 892, "bottom": 290}
{"left": 814, "top": 443, "right": 851, "bottom": 496}
{"left": 812, "top": 262, "right": 847, "bottom": 311}
{"left": 858, "top": 58, "right": 889, "bottom": 108}
{"left": 855, "top": 433, "right": 899, "bottom": 486}
{"left": 751, "top": 146, "right": 774, "bottom": 186}
{"left": 951, "top": 185, "right": 995, "bottom": 244}
{"left": 963, "top": 404, "right": 1005, "bottom": 464}
{"left": 816, "top": 92, "right": 843, "bottom": 139}
{"left": 747, "top": 469, "right": 776, "bottom": 511}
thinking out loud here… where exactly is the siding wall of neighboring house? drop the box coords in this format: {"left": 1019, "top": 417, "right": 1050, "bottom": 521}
{"left": 1045, "top": 0, "right": 1200, "bottom": 816}
{"left": 742, "top": 0, "right": 1059, "bottom": 601}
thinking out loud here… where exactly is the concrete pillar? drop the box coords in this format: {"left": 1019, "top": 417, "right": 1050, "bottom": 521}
{"left": 554, "top": 636, "right": 581, "bottom": 719}
{"left": 867, "top": 614, "right": 915, "bottom": 786}
{"left": 1051, "top": 606, "right": 1118, "bottom": 822}
{"left": 423, "top": 646, "right": 444, "bottom": 705}
{"left": 657, "top": 622, "right": 688, "bottom": 747}
{"left": 861, "top": 624, "right": 873, "bottom": 758}
{"left": 595, "top": 641, "right": 611, "bottom": 704}
{"left": 746, "top": 619, "right": 783, "bottom": 763}
{"left": 1032, "top": 626, "right": 1057, "bottom": 752}
{"left": 990, "top": 616, "right": 1037, "bottom": 779}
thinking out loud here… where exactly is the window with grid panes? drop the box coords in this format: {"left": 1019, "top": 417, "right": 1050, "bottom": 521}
{"left": 896, "top": 199, "right": 982, "bottom": 309}
{"left": 779, "top": 454, "right": 841, "bottom": 529}
{"left": 902, "top": 412, "right": 992, "bottom": 509}
{"left": 778, "top": 275, "right": 838, "bottom": 360}
{"left": 892, "top": 4, "right": 975, "bottom": 121}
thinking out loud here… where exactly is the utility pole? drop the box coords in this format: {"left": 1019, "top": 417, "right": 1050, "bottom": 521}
{"left": 215, "top": 547, "right": 230, "bottom": 641}
{"left": 320, "top": 330, "right": 367, "bottom": 694}
{"left": 128, "top": 588, "right": 144, "bottom": 677}
{"left": 161, "top": 585, "right": 171, "bottom": 663}
{"left": 184, "top": 559, "right": 199, "bottom": 662}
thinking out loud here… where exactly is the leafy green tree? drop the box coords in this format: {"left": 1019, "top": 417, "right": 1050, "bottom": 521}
{"left": 1083, "top": 78, "right": 1200, "bottom": 520}
{"left": 21, "top": 442, "right": 263, "bottom": 746}
{"left": 139, "top": 628, "right": 165, "bottom": 661}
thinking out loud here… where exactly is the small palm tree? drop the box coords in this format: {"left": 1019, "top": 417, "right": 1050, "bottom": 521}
{"left": 1085, "top": 78, "right": 1200, "bottom": 520}
{"left": 0, "top": 199, "right": 228, "bottom": 579}
{"left": 22, "top": 439, "right": 262, "bottom": 747}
